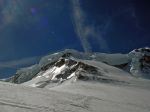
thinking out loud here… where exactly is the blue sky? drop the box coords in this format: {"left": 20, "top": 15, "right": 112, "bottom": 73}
{"left": 0, "top": 0, "right": 150, "bottom": 78}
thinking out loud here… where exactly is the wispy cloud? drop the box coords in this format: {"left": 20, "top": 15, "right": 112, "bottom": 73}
{"left": 0, "top": 0, "right": 24, "bottom": 30}
{"left": 0, "top": 56, "right": 41, "bottom": 69}
{"left": 70, "top": 0, "right": 108, "bottom": 53}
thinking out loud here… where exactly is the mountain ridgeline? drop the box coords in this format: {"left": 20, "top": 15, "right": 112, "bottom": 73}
{"left": 2, "top": 47, "right": 150, "bottom": 88}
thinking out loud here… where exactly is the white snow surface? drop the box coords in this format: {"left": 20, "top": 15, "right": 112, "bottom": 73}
{"left": 0, "top": 78, "right": 150, "bottom": 112}
{"left": 1, "top": 59, "right": 150, "bottom": 112}
{"left": 1, "top": 48, "right": 150, "bottom": 112}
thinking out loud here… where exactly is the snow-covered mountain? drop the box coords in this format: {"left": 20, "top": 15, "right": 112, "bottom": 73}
{"left": 1, "top": 48, "right": 150, "bottom": 112}
{"left": 2, "top": 47, "right": 150, "bottom": 87}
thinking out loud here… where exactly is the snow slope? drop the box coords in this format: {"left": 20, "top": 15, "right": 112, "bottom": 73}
{"left": 1, "top": 48, "right": 150, "bottom": 112}
{"left": 0, "top": 79, "right": 150, "bottom": 112}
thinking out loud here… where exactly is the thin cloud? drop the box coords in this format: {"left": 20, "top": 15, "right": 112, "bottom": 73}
{"left": 0, "top": 0, "right": 24, "bottom": 30}
{"left": 0, "top": 56, "right": 41, "bottom": 69}
{"left": 70, "top": 0, "right": 108, "bottom": 53}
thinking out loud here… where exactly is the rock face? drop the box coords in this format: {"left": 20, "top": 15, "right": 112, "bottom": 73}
{"left": 23, "top": 57, "right": 108, "bottom": 88}
{"left": 3, "top": 47, "right": 150, "bottom": 85}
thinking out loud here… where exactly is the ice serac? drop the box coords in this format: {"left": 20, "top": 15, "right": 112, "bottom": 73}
{"left": 129, "top": 47, "right": 150, "bottom": 78}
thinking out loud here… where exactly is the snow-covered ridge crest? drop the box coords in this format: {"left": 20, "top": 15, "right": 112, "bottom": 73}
{"left": 2, "top": 47, "right": 150, "bottom": 87}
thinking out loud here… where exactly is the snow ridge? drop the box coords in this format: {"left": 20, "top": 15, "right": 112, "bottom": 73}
{"left": 2, "top": 47, "right": 150, "bottom": 87}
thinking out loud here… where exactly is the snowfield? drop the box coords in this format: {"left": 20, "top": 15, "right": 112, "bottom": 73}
{"left": 0, "top": 80, "right": 150, "bottom": 112}
{"left": 1, "top": 48, "right": 150, "bottom": 112}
